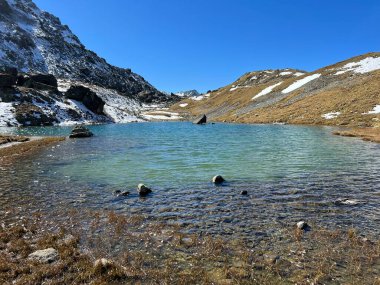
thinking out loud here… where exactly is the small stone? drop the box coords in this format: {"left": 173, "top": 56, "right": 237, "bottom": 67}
{"left": 264, "top": 254, "right": 280, "bottom": 264}
{"left": 137, "top": 184, "right": 152, "bottom": 196}
{"left": 28, "top": 248, "right": 58, "bottom": 263}
{"left": 241, "top": 190, "right": 248, "bottom": 195}
{"left": 212, "top": 175, "right": 225, "bottom": 184}
{"left": 118, "top": 191, "right": 130, "bottom": 197}
{"left": 94, "top": 258, "right": 114, "bottom": 273}
{"left": 297, "top": 221, "right": 308, "bottom": 230}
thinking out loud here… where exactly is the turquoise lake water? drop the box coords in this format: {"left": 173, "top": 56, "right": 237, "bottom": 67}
{"left": 1, "top": 122, "right": 379, "bottom": 240}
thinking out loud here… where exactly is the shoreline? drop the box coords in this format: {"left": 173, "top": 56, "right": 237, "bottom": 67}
{"left": 333, "top": 127, "right": 380, "bottom": 143}
{"left": 0, "top": 135, "right": 65, "bottom": 160}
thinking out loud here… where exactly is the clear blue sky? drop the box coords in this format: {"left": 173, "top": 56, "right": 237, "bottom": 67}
{"left": 34, "top": 0, "right": 380, "bottom": 93}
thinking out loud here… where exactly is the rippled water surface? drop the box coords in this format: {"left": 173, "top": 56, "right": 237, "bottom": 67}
{"left": 1, "top": 123, "right": 379, "bottom": 240}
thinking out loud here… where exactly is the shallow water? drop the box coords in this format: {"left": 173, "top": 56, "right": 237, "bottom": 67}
{"left": 1, "top": 122, "right": 379, "bottom": 240}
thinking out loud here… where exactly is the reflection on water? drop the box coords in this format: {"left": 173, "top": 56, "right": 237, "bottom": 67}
{"left": 0, "top": 122, "right": 379, "bottom": 241}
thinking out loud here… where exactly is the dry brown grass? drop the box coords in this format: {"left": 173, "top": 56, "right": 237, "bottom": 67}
{"left": 0, "top": 211, "right": 379, "bottom": 285}
{"left": 0, "top": 136, "right": 64, "bottom": 160}
{"left": 171, "top": 53, "right": 380, "bottom": 128}
{"left": 334, "top": 127, "right": 380, "bottom": 143}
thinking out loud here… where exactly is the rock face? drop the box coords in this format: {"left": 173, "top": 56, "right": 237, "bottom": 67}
{"left": 69, "top": 125, "right": 94, "bottom": 138}
{"left": 15, "top": 103, "right": 57, "bottom": 126}
{"left": 66, "top": 85, "right": 105, "bottom": 114}
{"left": 28, "top": 248, "right": 58, "bottom": 263}
{"left": 17, "top": 73, "right": 58, "bottom": 90}
{"left": 193, "top": 114, "right": 207, "bottom": 124}
{"left": 0, "top": 66, "right": 17, "bottom": 87}
{"left": 138, "top": 184, "right": 152, "bottom": 196}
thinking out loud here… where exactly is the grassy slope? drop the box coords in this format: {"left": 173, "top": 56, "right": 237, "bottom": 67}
{"left": 171, "top": 52, "right": 380, "bottom": 128}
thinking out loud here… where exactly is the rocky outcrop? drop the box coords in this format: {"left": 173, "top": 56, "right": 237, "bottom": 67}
{"left": 15, "top": 103, "right": 57, "bottom": 126}
{"left": 17, "top": 73, "right": 58, "bottom": 90}
{"left": 0, "top": 66, "right": 17, "bottom": 87}
{"left": 65, "top": 85, "right": 105, "bottom": 114}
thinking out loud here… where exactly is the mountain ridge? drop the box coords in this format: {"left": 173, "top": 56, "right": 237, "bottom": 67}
{"left": 171, "top": 52, "right": 380, "bottom": 127}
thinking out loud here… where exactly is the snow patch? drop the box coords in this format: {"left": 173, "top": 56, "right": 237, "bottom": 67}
{"left": 366, "top": 105, "right": 380, "bottom": 114}
{"left": 282, "top": 74, "right": 321, "bottom": 94}
{"left": 279, "top": 71, "right": 292, "bottom": 76}
{"left": 322, "top": 112, "right": 341, "bottom": 120}
{"left": 0, "top": 102, "right": 19, "bottom": 126}
{"left": 335, "top": 57, "right": 380, "bottom": 75}
{"left": 179, "top": 103, "right": 188, "bottom": 108}
{"left": 252, "top": 82, "right": 283, "bottom": 100}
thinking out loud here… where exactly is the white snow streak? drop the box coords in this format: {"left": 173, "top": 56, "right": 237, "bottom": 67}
{"left": 335, "top": 57, "right": 380, "bottom": 75}
{"left": 252, "top": 82, "right": 283, "bottom": 100}
{"left": 282, "top": 74, "right": 321, "bottom": 94}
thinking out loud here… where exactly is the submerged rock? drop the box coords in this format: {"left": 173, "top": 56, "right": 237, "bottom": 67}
{"left": 241, "top": 190, "right": 248, "bottom": 195}
{"left": 138, "top": 184, "right": 152, "bottom": 196}
{"left": 193, "top": 114, "right": 207, "bottom": 124}
{"left": 334, "top": 199, "right": 363, "bottom": 206}
{"left": 296, "top": 221, "right": 309, "bottom": 230}
{"left": 69, "top": 125, "right": 94, "bottom": 138}
{"left": 212, "top": 175, "right": 225, "bottom": 184}
{"left": 28, "top": 248, "right": 58, "bottom": 263}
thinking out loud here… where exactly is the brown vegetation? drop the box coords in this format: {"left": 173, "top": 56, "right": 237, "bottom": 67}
{"left": 171, "top": 53, "right": 380, "bottom": 128}
{"left": 334, "top": 128, "right": 380, "bottom": 143}
{"left": 0, "top": 136, "right": 65, "bottom": 160}
{"left": 0, "top": 211, "right": 379, "bottom": 285}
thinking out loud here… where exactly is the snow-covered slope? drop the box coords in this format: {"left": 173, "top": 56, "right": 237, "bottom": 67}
{"left": 0, "top": 0, "right": 167, "bottom": 102}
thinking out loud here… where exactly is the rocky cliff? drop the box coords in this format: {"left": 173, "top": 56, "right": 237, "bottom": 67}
{"left": 0, "top": 0, "right": 179, "bottom": 126}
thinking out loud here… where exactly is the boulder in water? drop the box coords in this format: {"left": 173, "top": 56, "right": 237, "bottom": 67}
{"left": 69, "top": 125, "right": 94, "bottom": 138}
{"left": 212, "top": 175, "right": 225, "bottom": 184}
{"left": 193, "top": 114, "right": 207, "bottom": 124}
{"left": 138, "top": 184, "right": 152, "bottom": 196}
{"left": 241, "top": 190, "right": 248, "bottom": 195}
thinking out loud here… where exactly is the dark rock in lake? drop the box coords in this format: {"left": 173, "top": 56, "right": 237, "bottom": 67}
{"left": 193, "top": 114, "right": 207, "bottom": 124}
{"left": 212, "top": 175, "right": 225, "bottom": 184}
{"left": 241, "top": 190, "right": 248, "bottom": 195}
{"left": 138, "top": 184, "right": 152, "bottom": 196}
{"left": 118, "top": 191, "right": 130, "bottom": 197}
{"left": 65, "top": 85, "right": 105, "bottom": 114}
{"left": 17, "top": 73, "right": 58, "bottom": 90}
{"left": 69, "top": 126, "right": 94, "bottom": 138}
